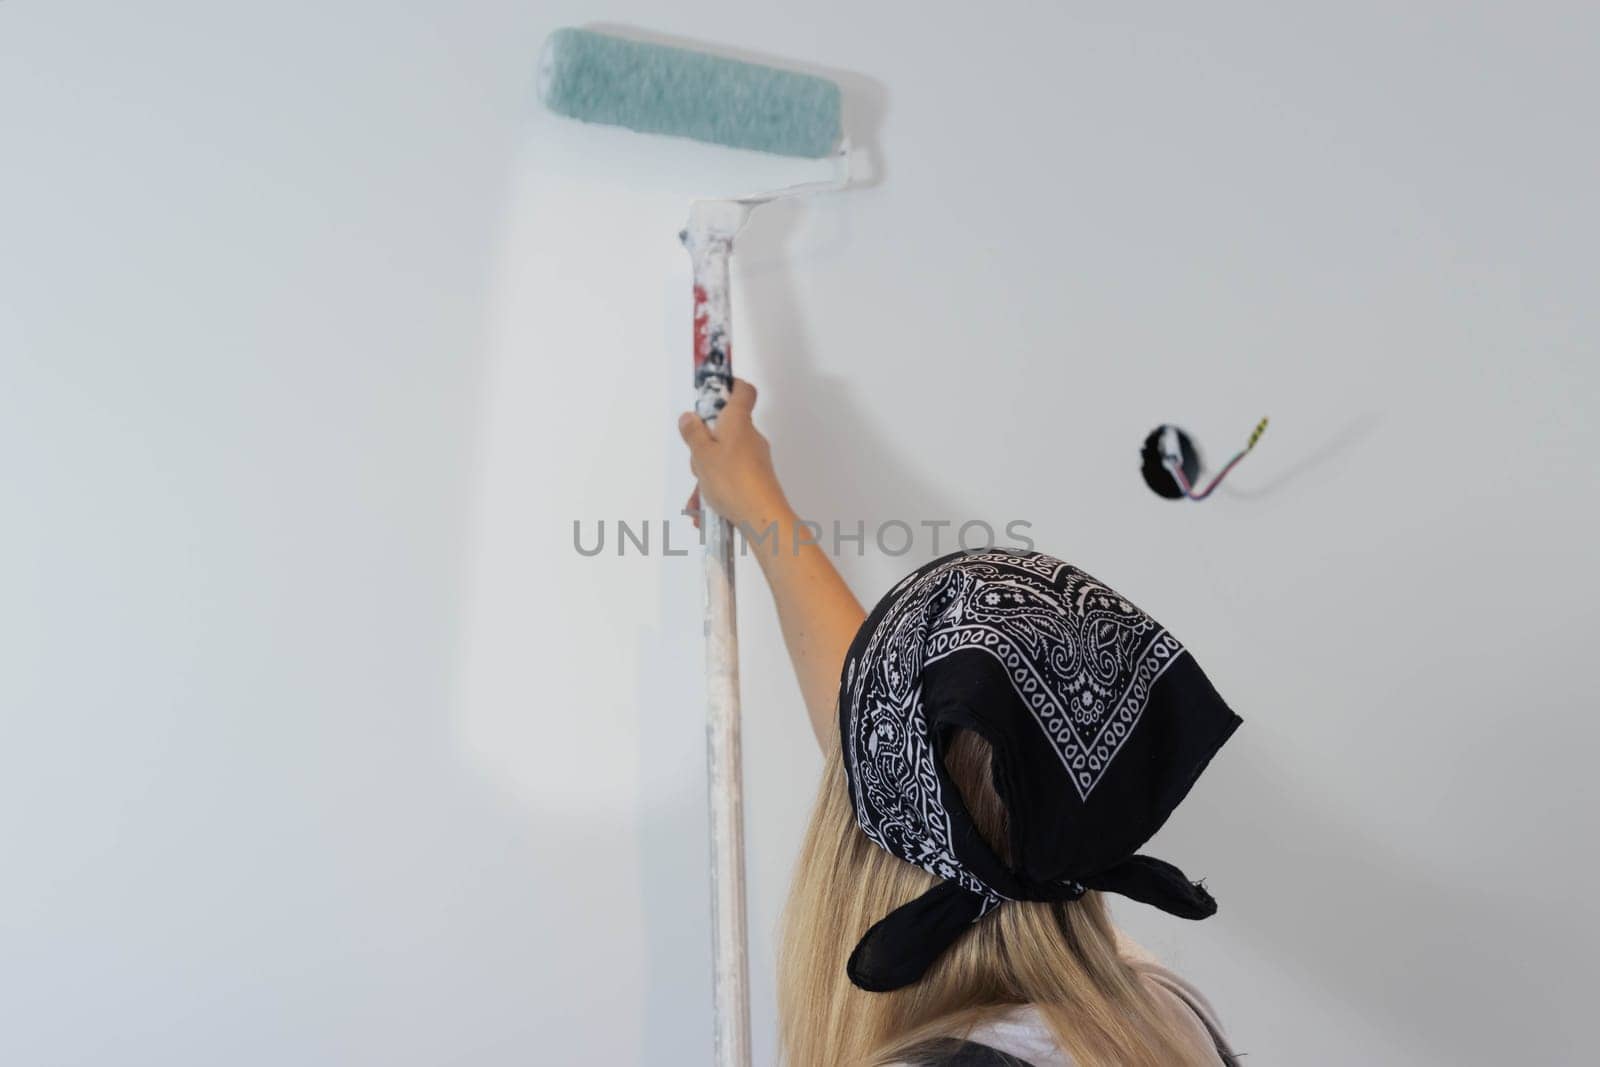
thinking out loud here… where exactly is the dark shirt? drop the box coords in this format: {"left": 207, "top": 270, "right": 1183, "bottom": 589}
{"left": 898, "top": 1038, "right": 1038, "bottom": 1067}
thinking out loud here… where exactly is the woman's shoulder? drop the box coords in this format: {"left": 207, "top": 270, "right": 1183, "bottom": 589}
{"left": 1132, "top": 960, "right": 1235, "bottom": 1059}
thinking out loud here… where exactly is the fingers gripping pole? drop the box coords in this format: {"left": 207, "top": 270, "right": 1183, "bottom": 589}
{"left": 681, "top": 204, "right": 752, "bottom": 1067}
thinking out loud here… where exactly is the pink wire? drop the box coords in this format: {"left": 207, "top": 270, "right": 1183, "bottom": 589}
{"left": 1168, "top": 449, "right": 1251, "bottom": 502}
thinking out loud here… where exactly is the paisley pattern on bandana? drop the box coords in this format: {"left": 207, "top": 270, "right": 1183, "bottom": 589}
{"left": 842, "top": 550, "right": 1186, "bottom": 899}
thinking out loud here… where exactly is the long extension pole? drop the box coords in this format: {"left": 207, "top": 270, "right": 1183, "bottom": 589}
{"left": 681, "top": 211, "right": 752, "bottom": 1067}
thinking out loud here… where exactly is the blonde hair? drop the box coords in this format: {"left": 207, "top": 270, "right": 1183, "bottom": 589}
{"left": 778, "top": 732, "right": 1215, "bottom": 1066}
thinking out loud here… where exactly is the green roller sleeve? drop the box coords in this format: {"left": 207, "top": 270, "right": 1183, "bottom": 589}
{"left": 538, "top": 28, "right": 843, "bottom": 159}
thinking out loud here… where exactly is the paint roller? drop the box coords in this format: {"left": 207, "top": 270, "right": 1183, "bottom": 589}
{"left": 538, "top": 27, "right": 856, "bottom": 1067}
{"left": 539, "top": 28, "right": 843, "bottom": 159}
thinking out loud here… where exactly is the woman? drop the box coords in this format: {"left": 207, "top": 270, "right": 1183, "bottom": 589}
{"left": 680, "top": 381, "right": 1241, "bottom": 1066}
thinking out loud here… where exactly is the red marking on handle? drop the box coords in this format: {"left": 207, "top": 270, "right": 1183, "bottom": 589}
{"left": 692, "top": 284, "right": 710, "bottom": 371}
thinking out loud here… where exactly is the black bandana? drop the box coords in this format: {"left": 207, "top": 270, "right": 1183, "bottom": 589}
{"left": 838, "top": 549, "right": 1241, "bottom": 992}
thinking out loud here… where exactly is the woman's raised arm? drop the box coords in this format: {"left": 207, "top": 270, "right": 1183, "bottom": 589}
{"left": 678, "top": 378, "right": 866, "bottom": 752}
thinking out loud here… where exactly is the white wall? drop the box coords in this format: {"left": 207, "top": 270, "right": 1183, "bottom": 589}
{"left": 3, "top": 2, "right": 1597, "bottom": 1064}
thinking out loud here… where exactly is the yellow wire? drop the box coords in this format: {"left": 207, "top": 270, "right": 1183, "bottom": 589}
{"left": 1246, "top": 417, "right": 1269, "bottom": 451}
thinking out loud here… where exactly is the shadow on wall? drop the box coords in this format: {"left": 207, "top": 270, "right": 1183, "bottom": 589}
{"left": 1194, "top": 737, "right": 1572, "bottom": 1064}
{"left": 1220, "top": 412, "right": 1382, "bottom": 501}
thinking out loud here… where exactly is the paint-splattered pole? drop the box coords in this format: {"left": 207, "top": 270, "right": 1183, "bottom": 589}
{"left": 681, "top": 199, "right": 751, "bottom": 1067}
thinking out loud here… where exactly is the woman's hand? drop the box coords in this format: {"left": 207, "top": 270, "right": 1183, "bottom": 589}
{"left": 678, "top": 378, "right": 792, "bottom": 530}
{"left": 675, "top": 376, "right": 865, "bottom": 751}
